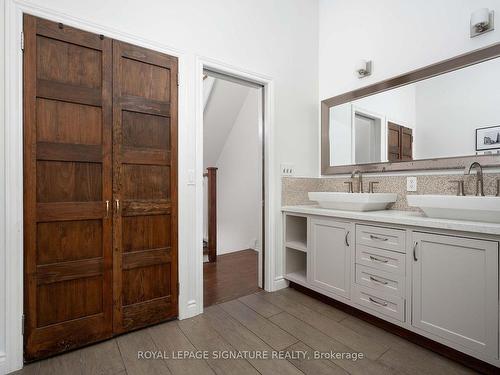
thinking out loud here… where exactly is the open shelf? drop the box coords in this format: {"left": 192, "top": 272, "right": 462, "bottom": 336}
{"left": 285, "top": 269, "right": 307, "bottom": 285}
{"left": 284, "top": 246, "right": 307, "bottom": 285}
{"left": 285, "top": 240, "right": 307, "bottom": 253}
{"left": 285, "top": 215, "right": 307, "bottom": 249}
{"left": 284, "top": 214, "right": 308, "bottom": 286}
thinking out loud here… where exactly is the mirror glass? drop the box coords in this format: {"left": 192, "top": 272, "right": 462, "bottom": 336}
{"left": 329, "top": 57, "right": 500, "bottom": 167}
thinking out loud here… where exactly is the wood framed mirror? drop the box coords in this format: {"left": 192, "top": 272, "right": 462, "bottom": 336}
{"left": 321, "top": 43, "right": 500, "bottom": 175}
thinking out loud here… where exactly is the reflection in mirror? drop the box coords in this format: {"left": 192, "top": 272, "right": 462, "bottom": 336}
{"left": 329, "top": 56, "right": 500, "bottom": 167}
{"left": 354, "top": 113, "right": 382, "bottom": 164}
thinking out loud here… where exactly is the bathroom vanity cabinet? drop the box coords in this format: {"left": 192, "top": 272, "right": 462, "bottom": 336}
{"left": 282, "top": 206, "right": 500, "bottom": 367}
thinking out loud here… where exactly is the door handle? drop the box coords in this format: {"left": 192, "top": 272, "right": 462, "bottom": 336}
{"left": 115, "top": 199, "right": 120, "bottom": 214}
{"left": 345, "top": 231, "right": 350, "bottom": 247}
{"left": 413, "top": 241, "right": 418, "bottom": 261}
{"left": 105, "top": 200, "right": 110, "bottom": 218}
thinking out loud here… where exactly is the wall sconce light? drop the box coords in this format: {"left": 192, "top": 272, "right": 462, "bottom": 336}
{"left": 470, "top": 8, "right": 494, "bottom": 38}
{"left": 356, "top": 60, "right": 372, "bottom": 78}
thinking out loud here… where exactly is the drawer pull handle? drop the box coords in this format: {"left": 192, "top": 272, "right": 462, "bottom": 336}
{"left": 345, "top": 231, "right": 350, "bottom": 247}
{"left": 105, "top": 200, "right": 110, "bottom": 218}
{"left": 413, "top": 241, "right": 418, "bottom": 261}
{"left": 369, "top": 255, "right": 389, "bottom": 263}
{"left": 369, "top": 297, "right": 388, "bottom": 307}
{"left": 369, "top": 276, "right": 388, "bottom": 285}
{"left": 369, "top": 234, "right": 388, "bottom": 241}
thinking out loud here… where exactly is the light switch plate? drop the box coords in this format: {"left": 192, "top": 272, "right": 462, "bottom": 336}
{"left": 187, "top": 169, "right": 195, "bottom": 185}
{"left": 280, "top": 163, "right": 295, "bottom": 177}
{"left": 407, "top": 176, "right": 417, "bottom": 192}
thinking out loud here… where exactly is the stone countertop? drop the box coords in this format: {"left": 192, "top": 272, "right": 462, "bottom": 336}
{"left": 282, "top": 205, "right": 500, "bottom": 236}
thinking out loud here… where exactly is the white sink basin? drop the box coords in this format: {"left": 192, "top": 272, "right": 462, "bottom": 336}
{"left": 308, "top": 192, "right": 397, "bottom": 211}
{"left": 407, "top": 195, "right": 500, "bottom": 223}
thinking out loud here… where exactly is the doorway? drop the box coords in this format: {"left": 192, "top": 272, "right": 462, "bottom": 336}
{"left": 354, "top": 114, "right": 382, "bottom": 164}
{"left": 351, "top": 106, "right": 387, "bottom": 165}
{"left": 201, "top": 70, "right": 264, "bottom": 307}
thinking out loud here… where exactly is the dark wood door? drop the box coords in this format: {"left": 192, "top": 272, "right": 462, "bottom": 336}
{"left": 387, "top": 122, "right": 402, "bottom": 161}
{"left": 23, "top": 15, "right": 113, "bottom": 360}
{"left": 387, "top": 122, "right": 413, "bottom": 162}
{"left": 112, "top": 40, "right": 178, "bottom": 333}
{"left": 401, "top": 126, "right": 413, "bottom": 160}
{"left": 24, "top": 15, "right": 178, "bottom": 360}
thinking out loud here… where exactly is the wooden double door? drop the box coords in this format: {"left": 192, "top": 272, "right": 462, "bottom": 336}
{"left": 23, "top": 15, "right": 178, "bottom": 360}
{"left": 388, "top": 122, "right": 413, "bottom": 162}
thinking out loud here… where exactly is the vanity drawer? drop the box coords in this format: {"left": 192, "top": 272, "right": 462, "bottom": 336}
{"left": 353, "top": 285, "right": 405, "bottom": 322}
{"left": 356, "top": 245, "right": 405, "bottom": 275}
{"left": 355, "top": 264, "right": 405, "bottom": 297}
{"left": 356, "top": 225, "right": 405, "bottom": 253}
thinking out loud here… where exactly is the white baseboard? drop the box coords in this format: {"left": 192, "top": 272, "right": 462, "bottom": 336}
{"left": 178, "top": 300, "right": 201, "bottom": 320}
{"left": 0, "top": 351, "right": 11, "bottom": 375}
{"left": 270, "top": 276, "right": 289, "bottom": 292}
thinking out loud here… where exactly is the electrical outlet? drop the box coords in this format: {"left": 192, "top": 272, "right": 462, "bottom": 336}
{"left": 407, "top": 176, "right": 417, "bottom": 192}
{"left": 281, "top": 163, "right": 295, "bottom": 177}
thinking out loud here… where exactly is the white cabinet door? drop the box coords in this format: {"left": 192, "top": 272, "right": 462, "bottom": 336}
{"left": 412, "top": 232, "right": 498, "bottom": 358}
{"left": 309, "top": 218, "right": 352, "bottom": 299}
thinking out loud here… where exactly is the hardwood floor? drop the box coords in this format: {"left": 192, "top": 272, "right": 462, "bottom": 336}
{"left": 203, "top": 249, "right": 260, "bottom": 307}
{"left": 12, "top": 288, "right": 479, "bottom": 375}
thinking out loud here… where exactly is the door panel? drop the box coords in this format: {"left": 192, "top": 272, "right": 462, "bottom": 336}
{"left": 23, "top": 15, "right": 113, "bottom": 360}
{"left": 112, "top": 40, "right": 178, "bottom": 333}
{"left": 122, "top": 111, "right": 170, "bottom": 149}
{"left": 36, "top": 220, "right": 103, "bottom": 264}
{"left": 122, "top": 165, "right": 170, "bottom": 200}
{"left": 401, "top": 126, "right": 413, "bottom": 160}
{"left": 309, "top": 218, "right": 352, "bottom": 299}
{"left": 36, "top": 37, "right": 102, "bottom": 88}
{"left": 412, "top": 232, "right": 498, "bottom": 357}
{"left": 122, "top": 215, "right": 171, "bottom": 252}
{"left": 387, "top": 122, "right": 401, "bottom": 161}
{"left": 36, "top": 161, "right": 102, "bottom": 202}
{"left": 36, "top": 99, "right": 102, "bottom": 144}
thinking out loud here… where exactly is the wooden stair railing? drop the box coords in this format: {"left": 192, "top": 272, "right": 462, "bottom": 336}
{"left": 204, "top": 167, "right": 218, "bottom": 262}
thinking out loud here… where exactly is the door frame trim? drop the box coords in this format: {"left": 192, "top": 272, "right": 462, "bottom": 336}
{"left": 195, "top": 56, "right": 277, "bottom": 310}
{"left": 3, "top": 1, "right": 188, "bottom": 372}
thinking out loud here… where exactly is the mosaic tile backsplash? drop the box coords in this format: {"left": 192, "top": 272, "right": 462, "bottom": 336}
{"left": 282, "top": 173, "right": 500, "bottom": 211}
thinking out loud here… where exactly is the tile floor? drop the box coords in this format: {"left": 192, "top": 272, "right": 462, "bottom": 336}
{"left": 12, "top": 288, "right": 478, "bottom": 375}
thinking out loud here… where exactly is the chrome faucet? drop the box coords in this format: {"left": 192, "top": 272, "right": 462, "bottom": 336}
{"left": 351, "top": 169, "right": 364, "bottom": 193}
{"left": 464, "top": 161, "right": 485, "bottom": 196}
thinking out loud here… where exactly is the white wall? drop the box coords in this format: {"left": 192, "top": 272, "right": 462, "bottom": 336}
{"left": 204, "top": 78, "right": 250, "bottom": 242}
{"left": 0, "top": 0, "right": 6, "bottom": 371}
{"left": 0, "top": 0, "right": 319, "bottom": 372}
{"left": 203, "top": 76, "right": 215, "bottom": 112}
{"left": 216, "top": 88, "right": 262, "bottom": 255}
{"left": 353, "top": 85, "right": 416, "bottom": 129}
{"left": 330, "top": 102, "right": 352, "bottom": 165}
{"left": 203, "top": 79, "right": 251, "bottom": 169}
{"left": 415, "top": 57, "right": 500, "bottom": 159}
{"left": 319, "top": 0, "right": 500, "bottom": 101}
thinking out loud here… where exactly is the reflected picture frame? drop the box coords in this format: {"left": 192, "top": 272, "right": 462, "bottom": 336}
{"left": 476, "top": 125, "right": 500, "bottom": 151}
